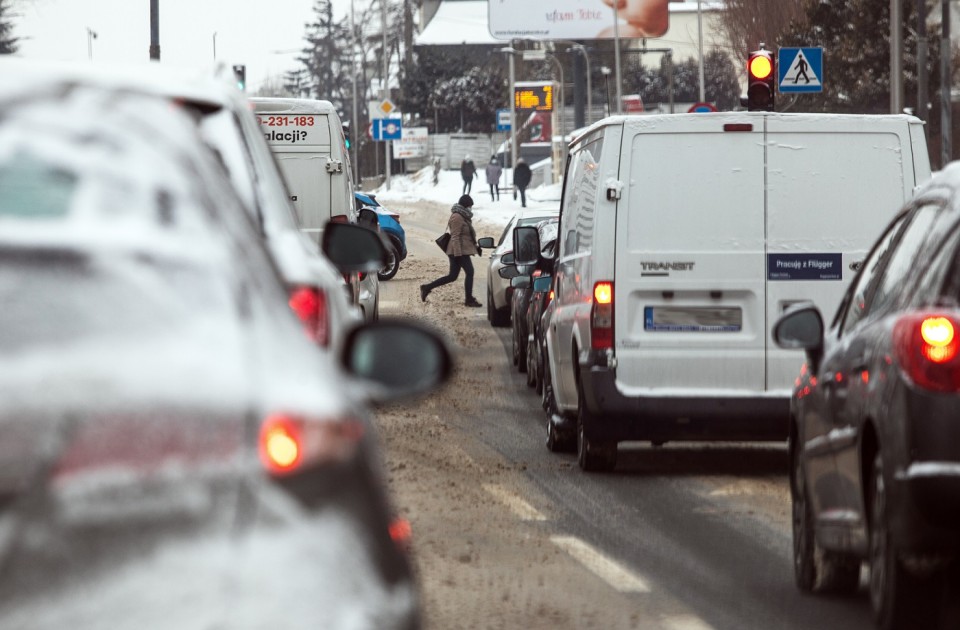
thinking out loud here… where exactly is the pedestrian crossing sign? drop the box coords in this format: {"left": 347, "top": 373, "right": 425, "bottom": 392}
{"left": 778, "top": 47, "right": 823, "bottom": 94}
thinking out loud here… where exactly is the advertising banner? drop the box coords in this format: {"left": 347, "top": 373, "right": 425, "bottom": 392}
{"left": 395, "top": 127, "right": 428, "bottom": 159}
{"left": 488, "top": 0, "right": 670, "bottom": 41}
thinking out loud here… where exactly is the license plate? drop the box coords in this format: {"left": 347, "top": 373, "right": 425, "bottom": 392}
{"left": 644, "top": 306, "right": 742, "bottom": 332}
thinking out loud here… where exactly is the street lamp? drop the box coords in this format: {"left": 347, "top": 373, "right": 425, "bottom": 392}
{"left": 86, "top": 27, "right": 97, "bottom": 61}
{"left": 553, "top": 40, "right": 592, "bottom": 126}
{"left": 601, "top": 66, "right": 612, "bottom": 117}
{"left": 498, "top": 46, "right": 518, "bottom": 173}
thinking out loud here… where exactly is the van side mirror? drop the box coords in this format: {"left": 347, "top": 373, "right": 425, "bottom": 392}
{"left": 532, "top": 275, "right": 552, "bottom": 292}
{"left": 322, "top": 221, "right": 387, "bottom": 273}
{"left": 513, "top": 226, "right": 540, "bottom": 266}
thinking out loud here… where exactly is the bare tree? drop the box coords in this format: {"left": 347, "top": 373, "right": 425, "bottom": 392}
{"left": 717, "top": 0, "right": 806, "bottom": 62}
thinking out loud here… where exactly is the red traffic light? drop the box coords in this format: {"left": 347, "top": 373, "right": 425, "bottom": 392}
{"left": 746, "top": 48, "right": 775, "bottom": 112}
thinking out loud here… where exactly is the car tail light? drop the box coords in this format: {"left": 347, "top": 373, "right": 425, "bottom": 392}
{"left": 591, "top": 281, "right": 614, "bottom": 350}
{"left": 288, "top": 286, "right": 330, "bottom": 347}
{"left": 259, "top": 414, "right": 364, "bottom": 476}
{"left": 893, "top": 313, "right": 960, "bottom": 392}
{"left": 389, "top": 517, "right": 413, "bottom": 552}
{"left": 547, "top": 289, "right": 554, "bottom": 305}
{"left": 359, "top": 272, "right": 367, "bottom": 281}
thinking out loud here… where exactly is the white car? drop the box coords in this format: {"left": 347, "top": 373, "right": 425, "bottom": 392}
{"left": 0, "top": 68, "right": 451, "bottom": 628}
{"left": 0, "top": 58, "right": 368, "bottom": 351}
{"left": 486, "top": 208, "right": 559, "bottom": 327}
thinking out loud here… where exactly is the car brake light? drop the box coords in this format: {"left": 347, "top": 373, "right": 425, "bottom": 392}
{"left": 260, "top": 415, "right": 302, "bottom": 474}
{"left": 591, "top": 281, "right": 614, "bottom": 350}
{"left": 547, "top": 289, "right": 554, "bottom": 305}
{"left": 389, "top": 517, "right": 413, "bottom": 552}
{"left": 259, "top": 414, "right": 365, "bottom": 476}
{"left": 288, "top": 286, "right": 330, "bottom": 347}
{"left": 893, "top": 313, "right": 960, "bottom": 392}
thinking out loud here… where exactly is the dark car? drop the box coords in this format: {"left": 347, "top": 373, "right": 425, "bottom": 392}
{"left": 773, "top": 165, "right": 960, "bottom": 630}
{"left": 355, "top": 191, "right": 407, "bottom": 281}
{"left": 525, "top": 274, "right": 555, "bottom": 391}
{"left": 0, "top": 70, "right": 450, "bottom": 629}
{"left": 509, "top": 219, "right": 558, "bottom": 375}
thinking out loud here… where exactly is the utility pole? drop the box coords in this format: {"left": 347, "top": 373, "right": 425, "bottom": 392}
{"left": 351, "top": 0, "right": 359, "bottom": 185}
{"left": 917, "top": 0, "right": 928, "bottom": 127}
{"left": 86, "top": 27, "right": 97, "bottom": 61}
{"left": 212, "top": 32, "right": 217, "bottom": 61}
{"left": 149, "top": 0, "right": 159, "bottom": 60}
{"left": 942, "top": 0, "right": 952, "bottom": 165}
{"left": 891, "top": 0, "right": 903, "bottom": 114}
{"left": 697, "top": 0, "right": 705, "bottom": 103}
{"left": 612, "top": 3, "right": 623, "bottom": 113}
{"left": 382, "top": 0, "right": 391, "bottom": 190}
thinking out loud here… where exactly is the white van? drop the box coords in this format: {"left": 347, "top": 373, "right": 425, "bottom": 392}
{"left": 250, "top": 98, "right": 358, "bottom": 240}
{"left": 252, "top": 97, "right": 380, "bottom": 320}
{"left": 535, "top": 112, "right": 931, "bottom": 471}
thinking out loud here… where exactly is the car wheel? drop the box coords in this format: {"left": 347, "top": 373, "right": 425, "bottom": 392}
{"left": 525, "top": 341, "right": 536, "bottom": 388}
{"left": 791, "top": 437, "right": 860, "bottom": 594}
{"left": 533, "top": 343, "right": 543, "bottom": 396}
{"left": 511, "top": 325, "right": 519, "bottom": 366}
{"left": 377, "top": 244, "right": 400, "bottom": 281}
{"left": 576, "top": 377, "right": 615, "bottom": 472}
{"left": 489, "top": 288, "right": 510, "bottom": 327}
{"left": 869, "top": 453, "right": 939, "bottom": 630}
{"left": 516, "top": 327, "right": 527, "bottom": 374}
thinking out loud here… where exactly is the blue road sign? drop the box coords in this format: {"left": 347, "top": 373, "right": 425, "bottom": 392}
{"left": 496, "top": 108, "right": 511, "bottom": 132}
{"left": 779, "top": 47, "right": 823, "bottom": 94}
{"left": 372, "top": 118, "right": 403, "bottom": 141}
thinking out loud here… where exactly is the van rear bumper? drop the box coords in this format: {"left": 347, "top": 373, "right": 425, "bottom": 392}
{"left": 579, "top": 366, "right": 789, "bottom": 443}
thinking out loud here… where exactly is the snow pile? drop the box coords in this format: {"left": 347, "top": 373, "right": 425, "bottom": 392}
{"left": 371, "top": 166, "right": 563, "bottom": 227}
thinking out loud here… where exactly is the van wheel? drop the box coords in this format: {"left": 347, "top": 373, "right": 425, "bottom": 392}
{"left": 377, "top": 244, "right": 400, "bottom": 281}
{"left": 869, "top": 453, "right": 940, "bottom": 629}
{"left": 576, "top": 380, "right": 615, "bottom": 472}
{"left": 791, "top": 437, "right": 859, "bottom": 594}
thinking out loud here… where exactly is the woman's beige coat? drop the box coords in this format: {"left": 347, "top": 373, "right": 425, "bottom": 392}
{"left": 445, "top": 209, "right": 479, "bottom": 256}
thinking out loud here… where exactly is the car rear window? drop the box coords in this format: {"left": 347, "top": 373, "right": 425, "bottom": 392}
{"left": 0, "top": 158, "right": 77, "bottom": 220}
{"left": 0, "top": 251, "right": 229, "bottom": 353}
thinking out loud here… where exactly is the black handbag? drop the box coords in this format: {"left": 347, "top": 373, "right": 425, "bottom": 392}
{"left": 435, "top": 232, "right": 451, "bottom": 252}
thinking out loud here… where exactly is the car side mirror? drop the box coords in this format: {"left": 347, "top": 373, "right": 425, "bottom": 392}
{"left": 532, "top": 275, "right": 552, "bottom": 292}
{"left": 478, "top": 237, "right": 495, "bottom": 249}
{"left": 773, "top": 303, "right": 825, "bottom": 371}
{"left": 341, "top": 319, "right": 453, "bottom": 404}
{"left": 513, "top": 226, "right": 540, "bottom": 266}
{"left": 510, "top": 275, "right": 531, "bottom": 289}
{"left": 322, "top": 221, "right": 388, "bottom": 273}
{"left": 498, "top": 265, "right": 520, "bottom": 280}
{"left": 358, "top": 207, "right": 380, "bottom": 231}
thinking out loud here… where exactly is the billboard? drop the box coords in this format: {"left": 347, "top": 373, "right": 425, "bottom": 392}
{"left": 488, "top": 0, "right": 669, "bottom": 41}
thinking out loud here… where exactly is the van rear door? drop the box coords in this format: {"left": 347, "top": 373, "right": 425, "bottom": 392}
{"left": 257, "top": 112, "right": 333, "bottom": 244}
{"left": 614, "top": 116, "right": 766, "bottom": 395}
{"left": 765, "top": 116, "right": 919, "bottom": 392}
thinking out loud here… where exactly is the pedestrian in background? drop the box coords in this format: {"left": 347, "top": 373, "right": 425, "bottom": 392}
{"left": 432, "top": 156, "right": 442, "bottom": 186}
{"left": 460, "top": 155, "right": 477, "bottom": 195}
{"left": 513, "top": 157, "right": 532, "bottom": 208}
{"left": 485, "top": 156, "right": 502, "bottom": 202}
{"left": 420, "top": 194, "right": 483, "bottom": 308}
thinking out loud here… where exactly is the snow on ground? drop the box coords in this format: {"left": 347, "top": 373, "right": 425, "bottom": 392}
{"left": 370, "top": 166, "right": 563, "bottom": 227}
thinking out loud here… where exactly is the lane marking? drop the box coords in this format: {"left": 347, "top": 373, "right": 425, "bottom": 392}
{"left": 663, "top": 615, "right": 716, "bottom": 630}
{"left": 482, "top": 483, "right": 547, "bottom": 521}
{"left": 550, "top": 535, "right": 651, "bottom": 593}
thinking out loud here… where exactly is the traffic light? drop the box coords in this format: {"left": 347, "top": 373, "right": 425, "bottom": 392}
{"left": 746, "top": 47, "right": 775, "bottom": 111}
{"left": 232, "top": 64, "right": 246, "bottom": 91}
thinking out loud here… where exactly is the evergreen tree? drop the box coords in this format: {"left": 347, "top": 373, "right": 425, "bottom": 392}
{"left": 0, "top": 0, "right": 19, "bottom": 55}
{"left": 427, "top": 64, "right": 506, "bottom": 133}
{"left": 299, "top": 0, "right": 352, "bottom": 111}
{"left": 630, "top": 51, "right": 740, "bottom": 111}
{"left": 779, "top": 0, "right": 935, "bottom": 115}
